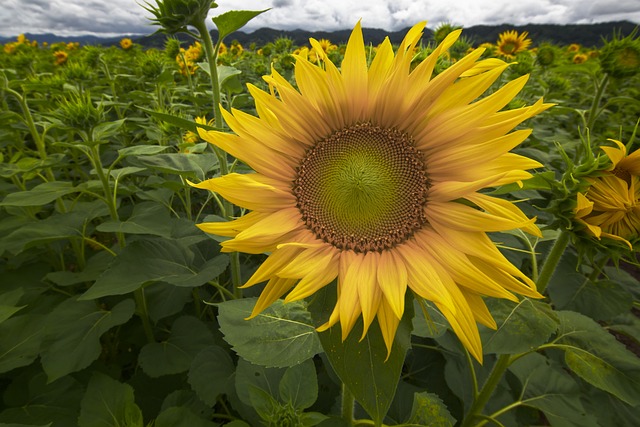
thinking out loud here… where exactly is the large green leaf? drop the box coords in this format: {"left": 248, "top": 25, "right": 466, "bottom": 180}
{"left": 411, "top": 298, "right": 448, "bottom": 338}
{"left": 0, "top": 371, "right": 83, "bottom": 427}
{"left": 133, "top": 152, "right": 219, "bottom": 181}
{"left": 278, "top": 359, "right": 318, "bottom": 410}
{"left": 188, "top": 346, "right": 235, "bottom": 406}
{"left": 96, "top": 202, "right": 175, "bottom": 237}
{"left": 309, "top": 286, "right": 412, "bottom": 424}
{"left": 0, "top": 181, "right": 79, "bottom": 207}
{"left": 138, "top": 316, "right": 216, "bottom": 377}
{"left": 509, "top": 353, "right": 599, "bottom": 427}
{"left": 548, "top": 272, "right": 632, "bottom": 321}
{"left": 0, "top": 212, "right": 85, "bottom": 255}
{"left": 480, "top": 298, "right": 558, "bottom": 354}
{"left": 212, "top": 10, "right": 269, "bottom": 41}
{"left": 40, "top": 299, "right": 135, "bottom": 382}
{"left": 556, "top": 311, "right": 640, "bottom": 406}
{"left": 80, "top": 238, "right": 228, "bottom": 299}
{"left": 0, "top": 314, "right": 45, "bottom": 373}
{"left": 78, "top": 372, "right": 143, "bottom": 427}
{"left": 217, "top": 298, "right": 322, "bottom": 368}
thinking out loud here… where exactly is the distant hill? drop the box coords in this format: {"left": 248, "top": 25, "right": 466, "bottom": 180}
{"left": 1, "top": 21, "right": 637, "bottom": 49}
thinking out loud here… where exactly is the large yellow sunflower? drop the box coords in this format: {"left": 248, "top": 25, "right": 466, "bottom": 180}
{"left": 575, "top": 140, "right": 640, "bottom": 249}
{"left": 193, "top": 22, "right": 551, "bottom": 362}
{"left": 496, "top": 30, "right": 532, "bottom": 59}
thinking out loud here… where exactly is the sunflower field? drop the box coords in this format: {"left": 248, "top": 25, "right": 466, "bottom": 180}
{"left": 1, "top": 2, "right": 640, "bottom": 427}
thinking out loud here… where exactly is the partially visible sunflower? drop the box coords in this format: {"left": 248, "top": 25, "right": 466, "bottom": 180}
{"left": 575, "top": 140, "right": 640, "bottom": 249}
{"left": 496, "top": 30, "right": 532, "bottom": 59}
{"left": 193, "top": 22, "right": 551, "bottom": 362}
{"left": 573, "top": 53, "right": 588, "bottom": 64}
{"left": 54, "top": 50, "right": 68, "bottom": 66}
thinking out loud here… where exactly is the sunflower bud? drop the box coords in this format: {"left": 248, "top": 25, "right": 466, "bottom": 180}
{"left": 142, "top": 0, "right": 218, "bottom": 34}
{"left": 599, "top": 28, "right": 640, "bottom": 79}
{"left": 536, "top": 44, "right": 555, "bottom": 66}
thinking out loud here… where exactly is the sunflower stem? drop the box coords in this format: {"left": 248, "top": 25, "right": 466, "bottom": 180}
{"left": 584, "top": 73, "right": 609, "bottom": 135}
{"left": 341, "top": 383, "right": 355, "bottom": 426}
{"left": 461, "top": 354, "right": 512, "bottom": 427}
{"left": 536, "top": 230, "right": 570, "bottom": 294}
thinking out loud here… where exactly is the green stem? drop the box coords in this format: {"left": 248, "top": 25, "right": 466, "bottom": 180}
{"left": 341, "top": 383, "right": 355, "bottom": 426}
{"left": 585, "top": 73, "right": 609, "bottom": 133}
{"left": 134, "top": 288, "right": 155, "bottom": 343}
{"left": 461, "top": 354, "right": 512, "bottom": 427}
{"left": 536, "top": 230, "right": 570, "bottom": 294}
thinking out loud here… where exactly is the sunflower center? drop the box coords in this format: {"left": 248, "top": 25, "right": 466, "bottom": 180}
{"left": 293, "top": 122, "right": 430, "bottom": 253}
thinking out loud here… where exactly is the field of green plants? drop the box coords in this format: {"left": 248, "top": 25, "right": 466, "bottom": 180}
{"left": 1, "top": 4, "right": 640, "bottom": 427}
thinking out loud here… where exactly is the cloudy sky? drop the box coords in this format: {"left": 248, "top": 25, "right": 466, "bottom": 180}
{"left": 2, "top": 0, "right": 640, "bottom": 38}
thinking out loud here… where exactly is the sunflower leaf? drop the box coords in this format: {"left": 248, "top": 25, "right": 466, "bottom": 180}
{"left": 217, "top": 298, "right": 322, "bottom": 368}
{"left": 211, "top": 10, "right": 269, "bottom": 42}
{"left": 309, "top": 286, "right": 413, "bottom": 424}
{"left": 555, "top": 311, "right": 640, "bottom": 406}
{"left": 480, "top": 298, "right": 559, "bottom": 354}
{"left": 78, "top": 372, "right": 143, "bottom": 427}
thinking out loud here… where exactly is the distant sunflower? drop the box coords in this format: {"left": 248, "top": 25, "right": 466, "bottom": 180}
{"left": 120, "top": 38, "right": 133, "bottom": 50}
{"left": 194, "top": 22, "right": 551, "bottom": 361}
{"left": 496, "top": 30, "right": 532, "bottom": 59}
{"left": 575, "top": 140, "right": 640, "bottom": 249}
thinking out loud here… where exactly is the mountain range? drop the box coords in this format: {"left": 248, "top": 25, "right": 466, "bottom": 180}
{"left": 1, "top": 21, "right": 637, "bottom": 48}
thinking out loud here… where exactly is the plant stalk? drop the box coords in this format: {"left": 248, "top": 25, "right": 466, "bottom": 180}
{"left": 536, "top": 230, "right": 570, "bottom": 294}
{"left": 461, "top": 354, "right": 512, "bottom": 427}
{"left": 341, "top": 383, "right": 355, "bottom": 426}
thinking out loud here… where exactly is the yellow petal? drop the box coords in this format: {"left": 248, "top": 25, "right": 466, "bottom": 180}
{"left": 377, "top": 249, "right": 408, "bottom": 319}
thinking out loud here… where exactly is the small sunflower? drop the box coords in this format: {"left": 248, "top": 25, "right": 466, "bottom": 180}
{"left": 194, "top": 22, "right": 551, "bottom": 361}
{"left": 120, "top": 38, "right": 134, "bottom": 50}
{"left": 54, "top": 50, "right": 68, "bottom": 66}
{"left": 573, "top": 53, "right": 588, "bottom": 64}
{"left": 575, "top": 140, "right": 640, "bottom": 249}
{"left": 496, "top": 30, "right": 532, "bottom": 59}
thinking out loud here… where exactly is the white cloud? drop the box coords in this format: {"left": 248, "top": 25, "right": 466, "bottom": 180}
{"left": 1, "top": 0, "right": 639, "bottom": 37}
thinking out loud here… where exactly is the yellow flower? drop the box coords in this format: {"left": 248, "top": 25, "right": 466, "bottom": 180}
{"left": 194, "top": 22, "right": 551, "bottom": 362}
{"left": 575, "top": 140, "right": 640, "bottom": 249}
{"left": 567, "top": 43, "right": 580, "bottom": 52}
{"left": 120, "top": 38, "right": 133, "bottom": 50}
{"left": 3, "top": 43, "right": 17, "bottom": 54}
{"left": 573, "top": 53, "right": 588, "bottom": 64}
{"left": 315, "top": 39, "right": 338, "bottom": 54}
{"left": 54, "top": 51, "right": 68, "bottom": 65}
{"left": 496, "top": 30, "right": 532, "bottom": 59}
{"left": 17, "top": 34, "right": 27, "bottom": 44}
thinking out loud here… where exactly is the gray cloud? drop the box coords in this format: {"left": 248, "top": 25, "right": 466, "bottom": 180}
{"left": 2, "top": 0, "right": 639, "bottom": 37}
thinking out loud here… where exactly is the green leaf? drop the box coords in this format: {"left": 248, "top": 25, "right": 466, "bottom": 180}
{"left": 235, "top": 358, "right": 286, "bottom": 408}
{"left": 0, "top": 288, "right": 25, "bottom": 324}
{"left": 0, "top": 212, "right": 85, "bottom": 255}
{"left": 96, "top": 202, "right": 174, "bottom": 237}
{"left": 212, "top": 10, "right": 270, "bottom": 41}
{"left": 155, "top": 407, "right": 218, "bottom": 427}
{"left": 278, "top": 359, "right": 318, "bottom": 410}
{"left": 137, "top": 106, "right": 218, "bottom": 132}
{"left": 411, "top": 298, "right": 448, "bottom": 338}
{"left": 407, "top": 392, "right": 456, "bottom": 427}
{"left": 40, "top": 299, "right": 135, "bottom": 382}
{"left": 138, "top": 316, "right": 216, "bottom": 377}
{"left": 0, "top": 371, "right": 83, "bottom": 427}
{"left": 548, "top": 272, "right": 632, "bottom": 321}
{"left": 109, "top": 166, "right": 147, "bottom": 180}
{"left": 0, "top": 181, "right": 79, "bottom": 207}
{"left": 217, "top": 298, "right": 322, "bottom": 368}
{"left": 78, "top": 372, "right": 143, "bottom": 427}
{"left": 117, "top": 145, "right": 169, "bottom": 157}
{"left": 133, "top": 152, "right": 219, "bottom": 181}
{"left": 92, "top": 118, "right": 126, "bottom": 142}
{"left": 489, "top": 171, "right": 554, "bottom": 195}
{"left": 556, "top": 311, "right": 640, "bottom": 406}
{"left": 480, "top": 298, "right": 559, "bottom": 354}
{"left": 80, "top": 239, "right": 228, "bottom": 299}
{"left": 509, "top": 353, "right": 599, "bottom": 427}
{"left": 0, "top": 423, "right": 51, "bottom": 427}
{"left": 0, "top": 314, "right": 45, "bottom": 374}
{"left": 309, "top": 286, "right": 412, "bottom": 424}
{"left": 188, "top": 346, "right": 235, "bottom": 406}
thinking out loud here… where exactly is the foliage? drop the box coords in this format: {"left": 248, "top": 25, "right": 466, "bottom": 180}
{"left": 1, "top": 9, "right": 640, "bottom": 427}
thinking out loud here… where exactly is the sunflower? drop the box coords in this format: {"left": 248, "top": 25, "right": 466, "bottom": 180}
{"left": 496, "top": 30, "right": 532, "bottom": 59}
{"left": 193, "top": 22, "right": 551, "bottom": 362}
{"left": 120, "top": 38, "right": 133, "bottom": 50}
{"left": 575, "top": 140, "right": 640, "bottom": 249}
